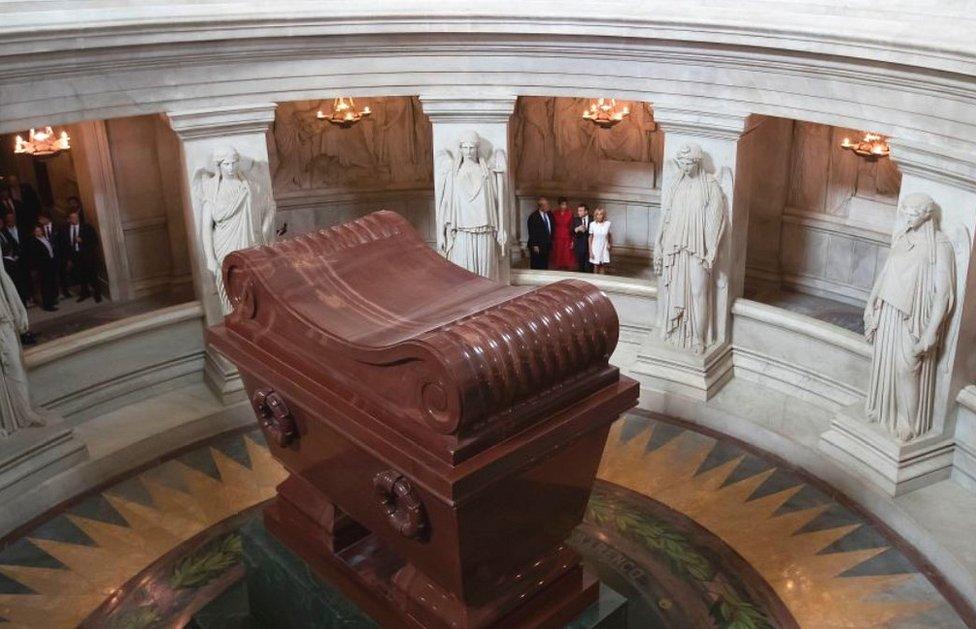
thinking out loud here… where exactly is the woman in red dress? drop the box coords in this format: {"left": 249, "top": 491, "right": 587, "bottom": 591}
{"left": 550, "top": 197, "right": 576, "bottom": 270}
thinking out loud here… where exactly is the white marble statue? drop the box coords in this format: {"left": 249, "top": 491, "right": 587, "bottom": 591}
{"left": 0, "top": 266, "right": 45, "bottom": 438}
{"left": 654, "top": 143, "right": 727, "bottom": 353}
{"left": 435, "top": 131, "right": 508, "bottom": 280}
{"left": 864, "top": 192, "right": 955, "bottom": 442}
{"left": 194, "top": 146, "right": 275, "bottom": 314}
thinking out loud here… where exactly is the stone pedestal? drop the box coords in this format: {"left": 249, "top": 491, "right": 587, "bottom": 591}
{"left": 632, "top": 337, "right": 733, "bottom": 401}
{"left": 240, "top": 517, "right": 627, "bottom": 629}
{"left": 821, "top": 404, "right": 955, "bottom": 495}
{"left": 167, "top": 103, "right": 278, "bottom": 401}
{"left": 0, "top": 426, "right": 87, "bottom": 506}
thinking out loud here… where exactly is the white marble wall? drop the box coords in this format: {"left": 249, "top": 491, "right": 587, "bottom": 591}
{"left": 779, "top": 211, "right": 889, "bottom": 305}
{"left": 746, "top": 119, "right": 903, "bottom": 307}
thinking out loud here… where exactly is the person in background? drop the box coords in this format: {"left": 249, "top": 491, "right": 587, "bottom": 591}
{"left": 28, "top": 224, "right": 58, "bottom": 311}
{"left": 4, "top": 176, "right": 40, "bottom": 224}
{"left": 549, "top": 196, "right": 575, "bottom": 271}
{"left": 64, "top": 210, "right": 101, "bottom": 303}
{"left": 38, "top": 213, "right": 71, "bottom": 299}
{"left": 65, "top": 195, "right": 86, "bottom": 224}
{"left": 2, "top": 210, "right": 31, "bottom": 306}
{"left": 571, "top": 203, "right": 592, "bottom": 273}
{"left": 588, "top": 207, "right": 612, "bottom": 275}
{"left": 526, "top": 196, "right": 553, "bottom": 270}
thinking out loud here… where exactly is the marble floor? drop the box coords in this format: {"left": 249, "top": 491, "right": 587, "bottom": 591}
{"left": 24, "top": 284, "right": 195, "bottom": 345}
{"left": 0, "top": 414, "right": 968, "bottom": 628}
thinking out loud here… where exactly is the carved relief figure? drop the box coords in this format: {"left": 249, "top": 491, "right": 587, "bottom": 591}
{"left": 513, "top": 97, "right": 661, "bottom": 188}
{"left": 435, "top": 131, "right": 508, "bottom": 280}
{"left": 195, "top": 147, "right": 275, "bottom": 314}
{"left": 515, "top": 97, "right": 554, "bottom": 184}
{"left": 271, "top": 98, "right": 433, "bottom": 192}
{"left": 654, "top": 143, "right": 727, "bottom": 353}
{"left": 0, "top": 265, "right": 45, "bottom": 438}
{"left": 864, "top": 192, "right": 955, "bottom": 441}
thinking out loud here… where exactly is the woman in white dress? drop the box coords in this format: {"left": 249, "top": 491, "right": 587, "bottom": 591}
{"left": 588, "top": 208, "right": 612, "bottom": 275}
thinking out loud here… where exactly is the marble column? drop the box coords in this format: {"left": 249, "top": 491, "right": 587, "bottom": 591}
{"left": 632, "top": 108, "right": 754, "bottom": 399}
{"left": 419, "top": 93, "right": 516, "bottom": 284}
{"left": 167, "top": 103, "right": 278, "bottom": 403}
{"left": 821, "top": 140, "right": 976, "bottom": 495}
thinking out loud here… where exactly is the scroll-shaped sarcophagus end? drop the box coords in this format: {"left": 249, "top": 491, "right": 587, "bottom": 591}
{"left": 207, "top": 210, "right": 638, "bottom": 628}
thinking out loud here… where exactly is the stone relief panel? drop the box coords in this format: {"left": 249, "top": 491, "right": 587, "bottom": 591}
{"left": 787, "top": 121, "right": 901, "bottom": 226}
{"left": 269, "top": 96, "right": 433, "bottom": 192}
{"left": 512, "top": 97, "right": 663, "bottom": 191}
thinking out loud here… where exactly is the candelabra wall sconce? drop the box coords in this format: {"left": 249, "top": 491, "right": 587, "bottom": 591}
{"left": 316, "top": 97, "right": 371, "bottom": 128}
{"left": 840, "top": 131, "right": 890, "bottom": 160}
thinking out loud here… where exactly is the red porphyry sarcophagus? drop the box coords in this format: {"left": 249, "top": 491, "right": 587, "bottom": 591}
{"left": 207, "top": 210, "right": 638, "bottom": 628}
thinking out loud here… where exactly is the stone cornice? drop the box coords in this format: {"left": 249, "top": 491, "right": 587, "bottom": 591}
{"left": 1, "top": 3, "right": 973, "bottom": 77}
{"left": 889, "top": 139, "right": 976, "bottom": 194}
{"left": 167, "top": 103, "right": 277, "bottom": 140}
{"left": 419, "top": 94, "right": 517, "bottom": 123}
{"left": 652, "top": 107, "right": 750, "bottom": 141}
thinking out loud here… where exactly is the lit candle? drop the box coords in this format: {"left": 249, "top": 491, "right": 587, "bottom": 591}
{"left": 14, "top": 135, "right": 24, "bottom": 152}
{"left": 841, "top": 137, "right": 852, "bottom": 148}
{"left": 362, "top": 106, "right": 371, "bottom": 115}
{"left": 59, "top": 131, "right": 70, "bottom": 149}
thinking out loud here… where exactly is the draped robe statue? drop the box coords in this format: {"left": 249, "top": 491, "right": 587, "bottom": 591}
{"left": 0, "top": 266, "right": 45, "bottom": 438}
{"left": 195, "top": 147, "right": 275, "bottom": 314}
{"left": 654, "top": 143, "right": 727, "bottom": 353}
{"left": 435, "top": 131, "right": 508, "bottom": 280}
{"left": 864, "top": 192, "right": 955, "bottom": 442}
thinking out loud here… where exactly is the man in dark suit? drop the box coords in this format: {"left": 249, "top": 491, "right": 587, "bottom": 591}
{"left": 28, "top": 223, "right": 58, "bottom": 311}
{"left": 571, "top": 203, "right": 593, "bottom": 273}
{"left": 37, "top": 213, "right": 70, "bottom": 299}
{"left": 64, "top": 210, "right": 101, "bottom": 302}
{"left": 2, "top": 209, "right": 32, "bottom": 305}
{"left": 526, "top": 197, "right": 553, "bottom": 270}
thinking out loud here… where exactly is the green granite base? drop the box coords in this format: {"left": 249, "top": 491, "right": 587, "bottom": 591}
{"left": 195, "top": 517, "right": 627, "bottom": 628}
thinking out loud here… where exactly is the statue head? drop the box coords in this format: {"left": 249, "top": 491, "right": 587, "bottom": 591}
{"left": 898, "top": 192, "right": 936, "bottom": 232}
{"left": 675, "top": 143, "right": 704, "bottom": 176}
{"left": 458, "top": 131, "right": 481, "bottom": 163}
{"left": 212, "top": 147, "right": 241, "bottom": 179}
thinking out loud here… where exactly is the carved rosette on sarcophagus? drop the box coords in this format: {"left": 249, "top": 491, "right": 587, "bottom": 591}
{"left": 207, "top": 210, "right": 638, "bottom": 628}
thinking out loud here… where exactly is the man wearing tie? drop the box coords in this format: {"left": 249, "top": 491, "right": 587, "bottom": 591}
{"left": 63, "top": 210, "right": 101, "bottom": 302}
{"left": 28, "top": 223, "right": 58, "bottom": 311}
{"left": 571, "top": 203, "right": 593, "bottom": 273}
{"left": 39, "top": 213, "right": 72, "bottom": 299}
{"left": 526, "top": 196, "right": 553, "bottom": 270}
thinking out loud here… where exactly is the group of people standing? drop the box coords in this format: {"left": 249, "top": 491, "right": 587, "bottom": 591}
{"left": 526, "top": 196, "right": 612, "bottom": 274}
{"left": 0, "top": 179, "right": 101, "bottom": 315}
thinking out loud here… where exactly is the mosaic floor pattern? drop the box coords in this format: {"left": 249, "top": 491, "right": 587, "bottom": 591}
{"left": 0, "top": 415, "right": 968, "bottom": 628}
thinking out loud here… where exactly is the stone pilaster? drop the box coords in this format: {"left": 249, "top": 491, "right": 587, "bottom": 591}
{"left": 419, "top": 93, "right": 517, "bottom": 284}
{"left": 167, "top": 103, "right": 278, "bottom": 403}
{"left": 821, "top": 139, "right": 976, "bottom": 495}
{"left": 631, "top": 108, "right": 753, "bottom": 399}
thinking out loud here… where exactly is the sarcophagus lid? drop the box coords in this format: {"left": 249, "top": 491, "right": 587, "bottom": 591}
{"left": 214, "top": 210, "right": 625, "bottom": 465}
